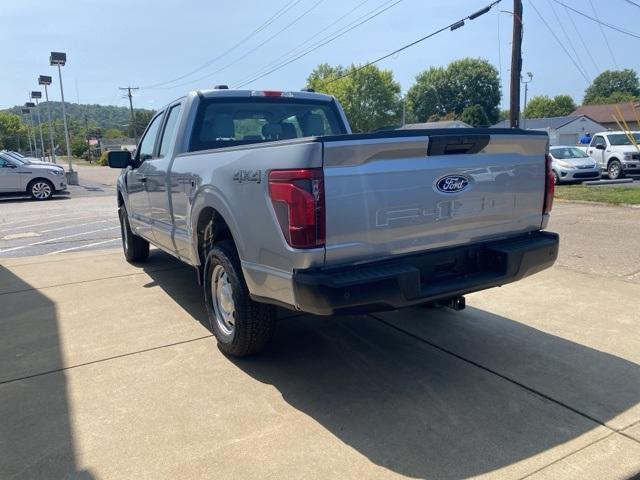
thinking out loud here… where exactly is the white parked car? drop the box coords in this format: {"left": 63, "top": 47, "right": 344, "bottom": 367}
{"left": 577, "top": 131, "right": 640, "bottom": 179}
{"left": 548, "top": 146, "right": 600, "bottom": 184}
{"left": 0, "top": 151, "right": 66, "bottom": 200}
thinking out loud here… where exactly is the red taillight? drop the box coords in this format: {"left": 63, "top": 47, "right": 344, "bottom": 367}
{"left": 544, "top": 153, "right": 555, "bottom": 214}
{"left": 263, "top": 91, "right": 283, "bottom": 97}
{"left": 269, "top": 169, "right": 325, "bottom": 248}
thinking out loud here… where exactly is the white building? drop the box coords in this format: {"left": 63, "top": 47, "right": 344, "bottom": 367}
{"left": 491, "top": 115, "right": 605, "bottom": 145}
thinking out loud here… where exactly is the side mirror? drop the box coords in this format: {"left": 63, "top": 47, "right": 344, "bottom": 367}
{"left": 595, "top": 144, "right": 605, "bottom": 150}
{"left": 107, "top": 150, "right": 132, "bottom": 168}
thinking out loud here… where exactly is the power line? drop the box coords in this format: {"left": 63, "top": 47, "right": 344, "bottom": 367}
{"left": 546, "top": 0, "right": 590, "bottom": 80}
{"left": 233, "top": 0, "right": 401, "bottom": 88}
{"left": 150, "top": 0, "right": 325, "bottom": 91}
{"left": 140, "top": 0, "right": 304, "bottom": 89}
{"left": 241, "top": 0, "right": 372, "bottom": 80}
{"left": 528, "top": 0, "right": 590, "bottom": 83}
{"left": 621, "top": 0, "right": 640, "bottom": 9}
{"left": 587, "top": 0, "right": 619, "bottom": 68}
{"left": 563, "top": 4, "right": 599, "bottom": 76}
{"left": 553, "top": 0, "right": 640, "bottom": 40}
{"left": 319, "top": 1, "right": 503, "bottom": 88}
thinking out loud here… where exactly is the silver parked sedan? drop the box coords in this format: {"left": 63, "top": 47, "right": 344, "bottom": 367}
{"left": 0, "top": 151, "right": 67, "bottom": 200}
{"left": 549, "top": 146, "right": 601, "bottom": 184}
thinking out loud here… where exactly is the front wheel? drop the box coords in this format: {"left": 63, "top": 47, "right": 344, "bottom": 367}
{"left": 608, "top": 160, "right": 624, "bottom": 180}
{"left": 28, "top": 179, "right": 53, "bottom": 200}
{"left": 203, "top": 240, "right": 276, "bottom": 357}
{"left": 118, "top": 206, "right": 149, "bottom": 262}
{"left": 553, "top": 171, "right": 560, "bottom": 185}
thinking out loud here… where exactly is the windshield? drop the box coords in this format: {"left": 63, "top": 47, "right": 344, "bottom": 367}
{"left": 4, "top": 151, "right": 29, "bottom": 163}
{"left": 550, "top": 147, "right": 590, "bottom": 159}
{"left": 189, "top": 97, "right": 346, "bottom": 152}
{"left": 608, "top": 133, "right": 640, "bottom": 146}
{"left": 0, "top": 152, "right": 27, "bottom": 164}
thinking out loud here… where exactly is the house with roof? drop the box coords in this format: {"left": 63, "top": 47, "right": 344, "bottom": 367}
{"left": 491, "top": 115, "right": 605, "bottom": 145}
{"left": 571, "top": 101, "right": 640, "bottom": 132}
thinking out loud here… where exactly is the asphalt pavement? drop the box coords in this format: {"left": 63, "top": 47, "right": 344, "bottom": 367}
{"left": 0, "top": 165, "right": 121, "bottom": 257}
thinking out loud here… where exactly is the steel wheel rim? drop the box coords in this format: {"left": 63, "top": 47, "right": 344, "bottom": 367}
{"left": 211, "top": 264, "right": 235, "bottom": 335}
{"left": 32, "top": 182, "right": 51, "bottom": 199}
{"left": 610, "top": 163, "right": 620, "bottom": 178}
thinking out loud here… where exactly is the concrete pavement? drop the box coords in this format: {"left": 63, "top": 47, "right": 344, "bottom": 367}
{"left": 1, "top": 201, "right": 640, "bottom": 479}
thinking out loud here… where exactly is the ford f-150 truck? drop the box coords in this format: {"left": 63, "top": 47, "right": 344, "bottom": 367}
{"left": 577, "top": 131, "right": 640, "bottom": 179}
{"left": 108, "top": 87, "right": 559, "bottom": 356}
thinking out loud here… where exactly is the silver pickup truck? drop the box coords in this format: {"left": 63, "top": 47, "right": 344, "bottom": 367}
{"left": 108, "top": 88, "right": 559, "bottom": 356}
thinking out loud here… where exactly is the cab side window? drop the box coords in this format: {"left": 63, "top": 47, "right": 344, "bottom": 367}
{"left": 591, "top": 135, "right": 606, "bottom": 148}
{"left": 136, "top": 112, "right": 164, "bottom": 162}
{"left": 158, "top": 104, "right": 182, "bottom": 158}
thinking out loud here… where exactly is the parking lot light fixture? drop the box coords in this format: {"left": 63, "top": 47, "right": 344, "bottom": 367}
{"left": 38, "top": 75, "right": 56, "bottom": 163}
{"left": 31, "top": 91, "right": 46, "bottom": 161}
{"left": 50, "top": 51, "right": 77, "bottom": 183}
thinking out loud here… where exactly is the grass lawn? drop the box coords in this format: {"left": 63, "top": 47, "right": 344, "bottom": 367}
{"left": 555, "top": 184, "right": 640, "bottom": 205}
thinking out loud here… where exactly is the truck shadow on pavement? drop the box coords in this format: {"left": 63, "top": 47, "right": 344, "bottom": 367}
{"left": 0, "top": 265, "right": 95, "bottom": 480}
{"left": 142, "top": 252, "right": 640, "bottom": 479}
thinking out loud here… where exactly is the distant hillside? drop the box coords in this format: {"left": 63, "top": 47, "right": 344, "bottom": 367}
{"left": 2, "top": 101, "right": 155, "bottom": 131}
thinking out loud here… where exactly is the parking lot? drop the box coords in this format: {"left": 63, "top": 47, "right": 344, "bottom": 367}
{"left": 1, "top": 174, "right": 640, "bottom": 479}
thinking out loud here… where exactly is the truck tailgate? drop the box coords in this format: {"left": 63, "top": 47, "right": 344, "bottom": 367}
{"left": 322, "top": 129, "right": 548, "bottom": 265}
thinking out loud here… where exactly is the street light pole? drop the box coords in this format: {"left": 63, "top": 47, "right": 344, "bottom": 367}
{"left": 21, "top": 108, "right": 34, "bottom": 157}
{"left": 50, "top": 51, "right": 77, "bottom": 184}
{"left": 39, "top": 76, "right": 56, "bottom": 163}
{"left": 521, "top": 72, "right": 533, "bottom": 129}
{"left": 31, "top": 91, "right": 46, "bottom": 161}
{"left": 26, "top": 101, "right": 38, "bottom": 157}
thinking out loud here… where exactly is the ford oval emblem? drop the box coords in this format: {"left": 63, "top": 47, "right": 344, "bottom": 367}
{"left": 434, "top": 174, "right": 470, "bottom": 194}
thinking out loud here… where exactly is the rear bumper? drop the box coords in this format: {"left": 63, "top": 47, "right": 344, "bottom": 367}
{"left": 293, "top": 231, "right": 559, "bottom": 315}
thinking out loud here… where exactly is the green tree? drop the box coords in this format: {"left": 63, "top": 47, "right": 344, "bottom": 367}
{"left": 134, "top": 110, "right": 154, "bottom": 137}
{"left": 104, "top": 128, "right": 125, "bottom": 139}
{"left": 459, "top": 104, "right": 490, "bottom": 127}
{"left": 407, "top": 58, "right": 501, "bottom": 124}
{"left": 0, "top": 112, "right": 29, "bottom": 150}
{"left": 583, "top": 69, "right": 640, "bottom": 105}
{"left": 71, "top": 135, "right": 88, "bottom": 157}
{"left": 307, "top": 63, "right": 401, "bottom": 132}
{"left": 524, "top": 94, "right": 577, "bottom": 118}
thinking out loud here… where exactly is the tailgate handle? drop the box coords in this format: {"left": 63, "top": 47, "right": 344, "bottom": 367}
{"left": 427, "top": 134, "right": 490, "bottom": 156}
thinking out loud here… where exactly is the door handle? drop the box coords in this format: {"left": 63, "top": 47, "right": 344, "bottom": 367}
{"left": 139, "top": 176, "right": 147, "bottom": 183}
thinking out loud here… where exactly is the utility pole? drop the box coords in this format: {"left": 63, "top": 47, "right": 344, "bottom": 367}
{"left": 119, "top": 86, "right": 139, "bottom": 140}
{"left": 22, "top": 108, "right": 34, "bottom": 157}
{"left": 509, "top": 0, "right": 523, "bottom": 128}
{"left": 521, "top": 72, "right": 533, "bottom": 129}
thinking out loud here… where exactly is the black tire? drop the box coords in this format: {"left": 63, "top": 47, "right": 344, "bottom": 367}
{"left": 203, "top": 240, "right": 276, "bottom": 357}
{"left": 553, "top": 170, "right": 560, "bottom": 185}
{"left": 118, "top": 206, "right": 149, "bottom": 262}
{"left": 28, "top": 179, "right": 54, "bottom": 200}
{"left": 608, "top": 159, "right": 624, "bottom": 180}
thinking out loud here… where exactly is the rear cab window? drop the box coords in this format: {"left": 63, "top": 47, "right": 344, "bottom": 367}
{"left": 188, "top": 97, "right": 346, "bottom": 152}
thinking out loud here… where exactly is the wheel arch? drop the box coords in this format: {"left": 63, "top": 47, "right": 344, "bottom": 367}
{"left": 26, "top": 177, "right": 54, "bottom": 192}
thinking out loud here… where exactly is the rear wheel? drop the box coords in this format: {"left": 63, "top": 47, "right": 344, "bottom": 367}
{"left": 28, "top": 179, "right": 53, "bottom": 200}
{"left": 203, "top": 240, "right": 276, "bottom": 357}
{"left": 118, "top": 206, "right": 149, "bottom": 262}
{"left": 608, "top": 160, "right": 624, "bottom": 180}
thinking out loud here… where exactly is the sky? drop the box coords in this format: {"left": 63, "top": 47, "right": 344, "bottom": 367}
{"left": 2, "top": 0, "right": 639, "bottom": 112}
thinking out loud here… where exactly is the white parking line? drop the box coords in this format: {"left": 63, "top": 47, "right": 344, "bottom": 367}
{"left": 0, "top": 226, "right": 119, "bottom": 254}
{"left": 46, "top": 238, "right": 120, "bottom": 255}
{"left": 0, "top": 216, "right": 99, "bottom": 233}
{"left": 40, "top": 219, "right": 117, "bottom": 233}
{"left": 0, "top": 214, "right": 73, "bottom": 230}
